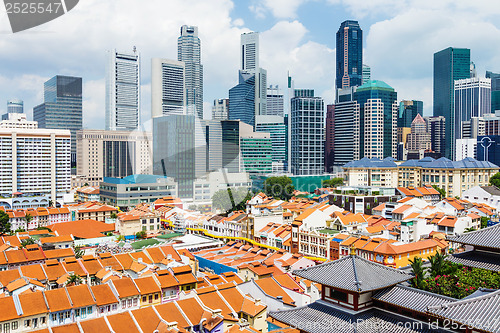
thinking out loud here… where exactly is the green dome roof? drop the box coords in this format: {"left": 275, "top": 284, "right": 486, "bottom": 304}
{"left": 357, "top": 80, "right": 394, "bottom": 92}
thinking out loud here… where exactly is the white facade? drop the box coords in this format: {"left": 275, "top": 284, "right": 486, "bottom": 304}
{"left": 151, "top": 58, "right": 186, "bottom": 117}
{"left": 462, "top": 186, "right": 500, "bottom": 211}
{"left": 240, "top": 32, "right": 267, "bottom": 117}
{"left": 105, "top": 49, "right": 140, "bottom": 131}
{"left": 455, "top": 138, "right": 477, "bottom": 160}
{"left": 0, "top": 128, "right": 71, "bottom": 202}
{"left": 266, "top": 86, "right": 284, "bottom": 116}
{"left": 178, "top": 25, "right": 203, "bottom": 118}
{"left": 212, "top": 98, "right": 229, "bottom": 120}
{"left": 0, "top": 113, "right": 37, "bottom": 129}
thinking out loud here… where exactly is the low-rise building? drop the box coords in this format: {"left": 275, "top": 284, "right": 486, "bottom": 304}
{"left": 76, "top": 186, "right": 100, "bottom": 202}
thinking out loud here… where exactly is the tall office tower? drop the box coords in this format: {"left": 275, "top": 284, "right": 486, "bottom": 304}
{"left": 461, "top": 117, "right": 485, "bottom": 139}
{"left": 200, "top": 119, "right": 240, "bottom": 173}
{"left": 212, "top": 98, "right": 229, "bottom": 120}
{"left": 325, "top": 104, "right": 335, "bottom": 172}
{"left": 105, "top": 49, "right": 140, "bottom": 131}
{"left": 336, "top": 20, "right": 363, "bottom": 90}
{"left": 486, "top": 71, "right": 500, "bottom": 112}
{"left": 398, "top": 100, "right": 424, "bottom": 128}
{"left": 76, "top": 130, "right": 152, "bottom": 184}
{"left": 2, "top": 99, "right": 24, "bottom": 120}
{"left": 362, "top": 65, "right": 371, "bottom": 84}
{"left": 425, "top": 116, "right": 446, "bottom": 158}
{"left": 266, "top": 85, "right": 284, "bottom": 116}
{"left": 291, "top": 89, "right": 324, "bottom": 175}
{"left": 229, "top": 71, "right": 256, "bottom": 126}
{"left": 470, "top": 61, "right": 477, "bottom": 78}
{"left": 333, "top": 87, "right": 357, "bottom": 166}
{"left": 255, "top": 115, "right": 287, "bottom": 173}
{"left": 407, "top": 114, "right": 431, "bottom": 151}
{"left": 234, "top": 31, "right": 267, "bottom": 123}
{"left": 33, "top": 75, "right": 82, "bottom": 166}
{"left": 178, "top": 25, "right": 203, "bottom": 118}
{"left": 433, "top": 47, "right": 470, "bottom": 159}
{"left": 454, "top": 77, "right": 491, "bottom": 158}
{"left": 151, "top": 58, "right": 185, "bottom": 118}
{"left": 0, "top": 128, "right": 70, "bottom": 203}
{"left": 239, "top": 122, "right": 272, "bottom": 175}
{"left": 353, "top": 80, "right": 398, "bottom": 160}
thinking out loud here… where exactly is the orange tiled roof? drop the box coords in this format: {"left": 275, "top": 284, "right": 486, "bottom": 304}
{"left": 110, "top": 277, "right": 140, "bottom": 298}
{"left": 91, "top": 284, "right": 118, "bottom": 306}
{"left": 47, "top": 219, "right": 115, "bottom": 239}
{"left": 134, "top": 276, "right": 161, "bottom": 295}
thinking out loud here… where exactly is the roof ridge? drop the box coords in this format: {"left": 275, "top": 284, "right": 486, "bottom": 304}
{"left": 428, "top": 288, "right": 500, "bottom": 311}
{"left": 379, "top": 283, "right": 457, "bottom": 301}
{"left": 351, "top": 256, "right": 361, "bottom": 292}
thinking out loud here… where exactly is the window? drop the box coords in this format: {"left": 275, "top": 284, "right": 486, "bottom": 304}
{"left": 121, "top": 300, "right": 126, "bottom": 309}
{"left": 40, "top": 317, "right": 46, "bottom": 325}
{"left": 112, "top": 304, "right": 117, "bottom": 311}
{"left": 11, "top": 322, "right": 17, "bottom": 330}
{"left": 87, "top": 307, "right": 92, "bottom": 314}
{"left": 154, "top": 293, "right": 159, "bottom": 300}
{"left": 24, "top": 320, "right": 30, "bottom": 328}
{"left": 75, "top": 309, "right": 80, "bottom": 317}
{"left": 330, "top": 289, "right": 348, "bottom": 302}
{"left": 142, "top": 296, "right": 146, "bottom": 302}
{"left": 3, "top": 323, "right": 9, "bottom": 333}
{"left": 127, "top": 299, "right": 132, "bottom": 307}
{"left": 148, "top": 295, "right": 153, "bottom": 303}
{"left": 133, "top": 298, "right": 138, "bottom": 306}
{"left": 51, "top": 314, "right": 57, "bottom": 321}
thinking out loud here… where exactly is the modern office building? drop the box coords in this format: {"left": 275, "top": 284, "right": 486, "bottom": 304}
{"left": 398, "top": 100, "right": 423, "bottom": 128}
{"left": 151, "top": 58, "right": 185, "bottom": 117}
{"left": 212, "top": 98, "right": 229, "bottom": 120}
{"left": 461, "top": 116, "right": 485, "bottom": 139}
{"left": 105, "top": 49, "right": 140, "bottom": 131}
{"left": 239, "top": 122, "right": 272, "bottom": 175}
{"left": 229, "top": 71, "right": 257, "bottom": 126}
{"left": 433, "top": 47, "right": 471, "bottom": 159}
{"left": 266, "top": 86, "right": 284, "bottom": 116}
{"left": 425, "top": 116, "right": 446, "bottom": 158}
{"left": 353, "top": 80, "right": 398, "bottom": 160}
{"left": 76, "top": 129, "right": 152, "bottom": 185}
{"left": 100, "top": 174, "right": 177, "bottom": 208}
{"left": 486, "top": 71, "right": 500, "bottom": 112}
{"left": 406, "top": 114, "right": 431, "bottom": 151}
{"left": 199, "top": 119, "right": 240, "bottom": 173}
{"left": 336, "top": 20, "right": 363, "bottom": 90}
{"left": 456, "top": 139, "right": 477, "bottom": 160}
{"left": 454, "top": 77, "right": 491, "bottom": 150}
{"left": 255, "top": 115, "right": 287, "bottom": 173}
{"left": 333, "top": 87, "right": 357, "bottom": 167}
{"left": 178, "top": 25, "right": 203, "bottom": 118}
{"left": 362, "top": 65, "right": 371, "bottom": 84}
{"left": 325, "top": 104, "right": 335, "bottom": 173}
{"left": 3, "top": 99, "right": 23, "bottom": 120}
{"left": 291, "top": 89, "right": 325, "bottom": 175}
{"left": 0, "top": 113, "right": 37, "bottom": 129}
{"left": 33, "top": 75, "right": 82, "bottom": 166}
{"left": 0, "top": 128, "right": 71, "bottom": 203}
{"left": 477, "top": 135, "right": 500, "bottom": 167}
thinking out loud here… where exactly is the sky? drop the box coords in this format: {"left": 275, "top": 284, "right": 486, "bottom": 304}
{"left": 1, "top": 0, "right": 500, "bottom": 129}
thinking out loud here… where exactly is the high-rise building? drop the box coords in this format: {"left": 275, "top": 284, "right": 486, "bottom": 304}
{"left": 105, "top": 49, "right": 140, "bottom": 131}
{"left": 200, "top": 119, "right": 240, "bottom": 173}
{"left": 151, "top": 58, "right": 185, "bottom": 117}
{"left": 461, "top": 116, "right": 485, "bottom": 139}
{"left": 433, "top": 47, "right": 471, "bottom": 159}
{"left": 33, "top": 75, "right": 82, "bottom": 166}
{"left": 333, "top": 87, "right": 357, "bottom": 166}
{"left": 425, "top": 116, "right": 446, "bottom": 158}
{"left": 407, "top": 114, "right": 431, "bottom": 152}
{"left": 398, "top": 100, "right": 423, "bottom": 128}
{"left": 477, "top": 135, "right": 500, "bottom": 167}
{"left": 212, "top": 98, "right": 229, "bottom": 120}
{"left": 291, "top": 89, "right": 324, "bottom": 175}
{"left": 230, "top": 32, "right": 267, "bottom": 126}
{"left": 0, "top": 128, "right": 70, "bottom": 203}
{"left": 454, "top": 77, "right": 491, "bottom": 158}
{"left": 266, "top": 85, "right": 284, "bottom": 116}
{"left": 76, "top": 130, "right": 152, "bottom": 186}
{"left": 178, "top": 25, "right": 203, "bottom": 118}
{"left": 336, "top": 20, "right": 363, "bottom": 90}
{"left": 255, "top": 115, "right": 287, "bottom": 173}
{"left": 362, "top": 65, "right": 371, "bottom": 84}
{"left": 353, "top": 80, "right": 398, "bottom": 160}
{"left": 6, "top": 99, "right": 23, "bottom": 114}
{"left": 239, "top": 122, "right": 272, "bottom": 175}
{"left": 486, "top": 71, "right": 500, "bottom": 112}
{"left": 325, "top": 105, "right": 335, "bottom": 173}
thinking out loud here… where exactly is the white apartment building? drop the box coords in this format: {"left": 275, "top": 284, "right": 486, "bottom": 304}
{"left": 0, "top": 113, "right": 37, "bottom": 129}
{"left": 0, "top": 128, "right": 71, "bottom": 203}
{"left": 76, "top": 129, "right": 152, "bottom": 186}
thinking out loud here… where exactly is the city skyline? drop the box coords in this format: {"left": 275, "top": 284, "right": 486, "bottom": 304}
{"left": 0, "top": 1, "right": 499, "bottom": 129}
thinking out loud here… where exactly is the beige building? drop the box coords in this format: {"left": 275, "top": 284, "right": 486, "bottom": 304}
{"left": 76, "top": 130, "right": 152, "bottom": 186}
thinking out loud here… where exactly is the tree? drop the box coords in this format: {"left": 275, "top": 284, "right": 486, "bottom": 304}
{"left": 23, "top": 213, "right": 33, "bottom": 230}
{"left": 464, "top": 227, "right": 476, "bottom": 233}
{"left": 20, "top": 238, "right": 35, "bottom": 248}
{"left": 66, "top": 274, "right": 83, "bottom": 286}
{"left": 322, "top": 178, "right": 344, "bottom": 188}
{"left": 212, "top": 187, "right": 252, "bottom": 213}
{"left": 432, "top": 185, "right": 446, "bottom": 199}
{"left": 116, "top": 235, "right": 125, "bottom": 242}
{"left": 48, "top": 200, "right": 54, "bottom": 207}
{"left": 74, "top": 245, "right": 84, "bottom": 259}
{"left": 489, "top": 172, "right": 500, "bottom": 188}
{"left": 136, "top": 231, "right": 147, "bottom": 239}
{"left": 263, "top": 176, "right": 295, "bottom": 201}
{"left": 428, "top": 252, "right": 445, "bottom": 277}
{"left": 188, "top": 204, "right": 198, "bottom": 211}
{"left": 409, "top": 257, "right": 425, "bottom": 289}
{"left": 0, "top": 210, "right": 11, "bottom": 235}
{"left": 480, "top": 216, "right": 489, "bottom": 229}
{"left": 110, "top": 212, "right": 118, "bottom": 219}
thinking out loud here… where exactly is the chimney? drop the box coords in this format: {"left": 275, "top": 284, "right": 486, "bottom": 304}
{"left": 212, "top": 309, "right": 222, "bottom": 318}
{"left": 255, "top": 298, "right": 261, "bottom": 306}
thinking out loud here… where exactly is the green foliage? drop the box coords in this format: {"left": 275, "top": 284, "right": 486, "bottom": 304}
{"left": 0, "top": 210, "right": 11, "bottom": 235}
{"left": 110, "top": 212, "right": 118, "bottom": 219}
{"left": 212, "top": 187, "right": 252, "bottom": 213}
{"left": 188, "top": 204, "right": 198, "bottom": 211}
{"left": 66, "top": 274, "right": 83, "bottom": 286}
{"left": 74, "top": 245, "right": 84, "bottom": 259}
{"left": 263, "top": 176, "right": 295, "bottom": 201}
{"left": 322, "top": 178, "right": 344, "bottom": 188}
{"left": 432, "top": 185, "right": 446, "bottom": 199}
{"left": 36, "top": 226, "right": 52, "bottom": 232}
{"left": 489, "top": 173, "right": 500, "bottom": 188}
{"left": 20, "top": 238, "right": 35, "bottom": 248}
{"left": 116, "top": 235, "right": 125, "bottom": 242}
{"left": 409, "top": 257, "right": 425, "bottom": 289}
{"left": 14, "top": 227, "right": 26, "bottom": 233}
{"left": 481, "top": 216, "right": 489, "bottom": 229}
{"left": 135, "top": 231, "right": 147, "bottom": 239}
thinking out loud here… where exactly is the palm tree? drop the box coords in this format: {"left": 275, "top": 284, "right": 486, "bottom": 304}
{"left": 20, "top": 237, "right": 35, "bottom": 248}
{"left": 409, "top": 257, "right": 425, "bottom": 289}
{"left": 110, "top": 212, "right": 118, "bottom": 219}
{"left": 428, "top": 251, "right": 446, "bottom": 277}
{"left": 66, "top": 274, "right": 83, "bottom": 286}
{"left": 23, "top": 213, "right": 33, "bottom": 231}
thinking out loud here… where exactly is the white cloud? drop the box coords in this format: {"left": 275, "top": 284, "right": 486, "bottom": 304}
{"left": 255, "top": 0, "right": 309, "bottom": 19}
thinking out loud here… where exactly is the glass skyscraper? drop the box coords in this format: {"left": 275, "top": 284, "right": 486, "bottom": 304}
{"left": 486, "top": 71, "right": 500, "bottom": 112}
{"left": 333, "top": 87, "right": 357, "bottom": 166}
{"left": 398, "top": 100, "right": 424, "bottom": 128}
{"left": 229, "top": 71, "right": 256, "bottom": 127}
{"left": 336, "top": 20, "right": 363, "bottom": 90}
{"left": 178, "top": 25, "right": 203, "bottom": 118}
{"left": 433, "top": 47, "right": 471, "bottom": 159}
{"left": 151, "top": 58, "right": 185, "bottom": 117}
{"left": 255, "top": 115, "right": 288, "bottom": 173}
{"left": 33, "top": 75, "right": 82, "bottom": 166}
{"left": 105, "top": 49, "right": 140, "bottom": 131}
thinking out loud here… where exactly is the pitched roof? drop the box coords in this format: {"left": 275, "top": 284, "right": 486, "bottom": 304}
{"left": 255, "top": 277, "right": 295, "bottom": 306}
{"left": 106, "top": 311, "right": 141, "bottom": 333}
{"left": 447, "top": 223, "right": 500, "bottom": 250}
{"left": 446, "top": 250, "right": 500, "bottom": 271}
{"left": 110, "top": 277, "right": 140, "bottom": 298}
{"left": 44, "top": 288, "right": 72, "bottom": 312}
{"left": 78, "top": 317, "right": 110, "bottom": 332}
{"left": 134, "top": 276, "right": 161, "bottom": 295}
{"left": 18, "top": 291, "right": 49, "bottom": 317}
{"left": 66, "top": 284, "right": 96, "bottom": 308}
{"left": 155, "top": 302, "right": 192, "bottom": 328}
{"left": 47, "top": 219, "right": 115, "bottom": 239}
{"left": 293, "top": 255, "right": 412, "bottom": 292}
{"left": 91, "top": 284, "right": 118, "bottom": 306}
{"left": 130, "top": 307, "right": 162, "bottom": 332}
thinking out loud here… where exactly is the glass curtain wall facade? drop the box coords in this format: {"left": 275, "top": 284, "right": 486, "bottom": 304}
{"left": 229, "top": 71, "right": 256, "bottom": 127}
{"left": 398, "top": 100, "right": 423, "bottom": 128}
{"left": 255, "top": 116, "right": 288, "bottom": 173}
{"left": 336, "top": 20, "right": 363, "bottom": 90}
{"left": 486, "top": 71, "right": 500, "bottom": 112}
